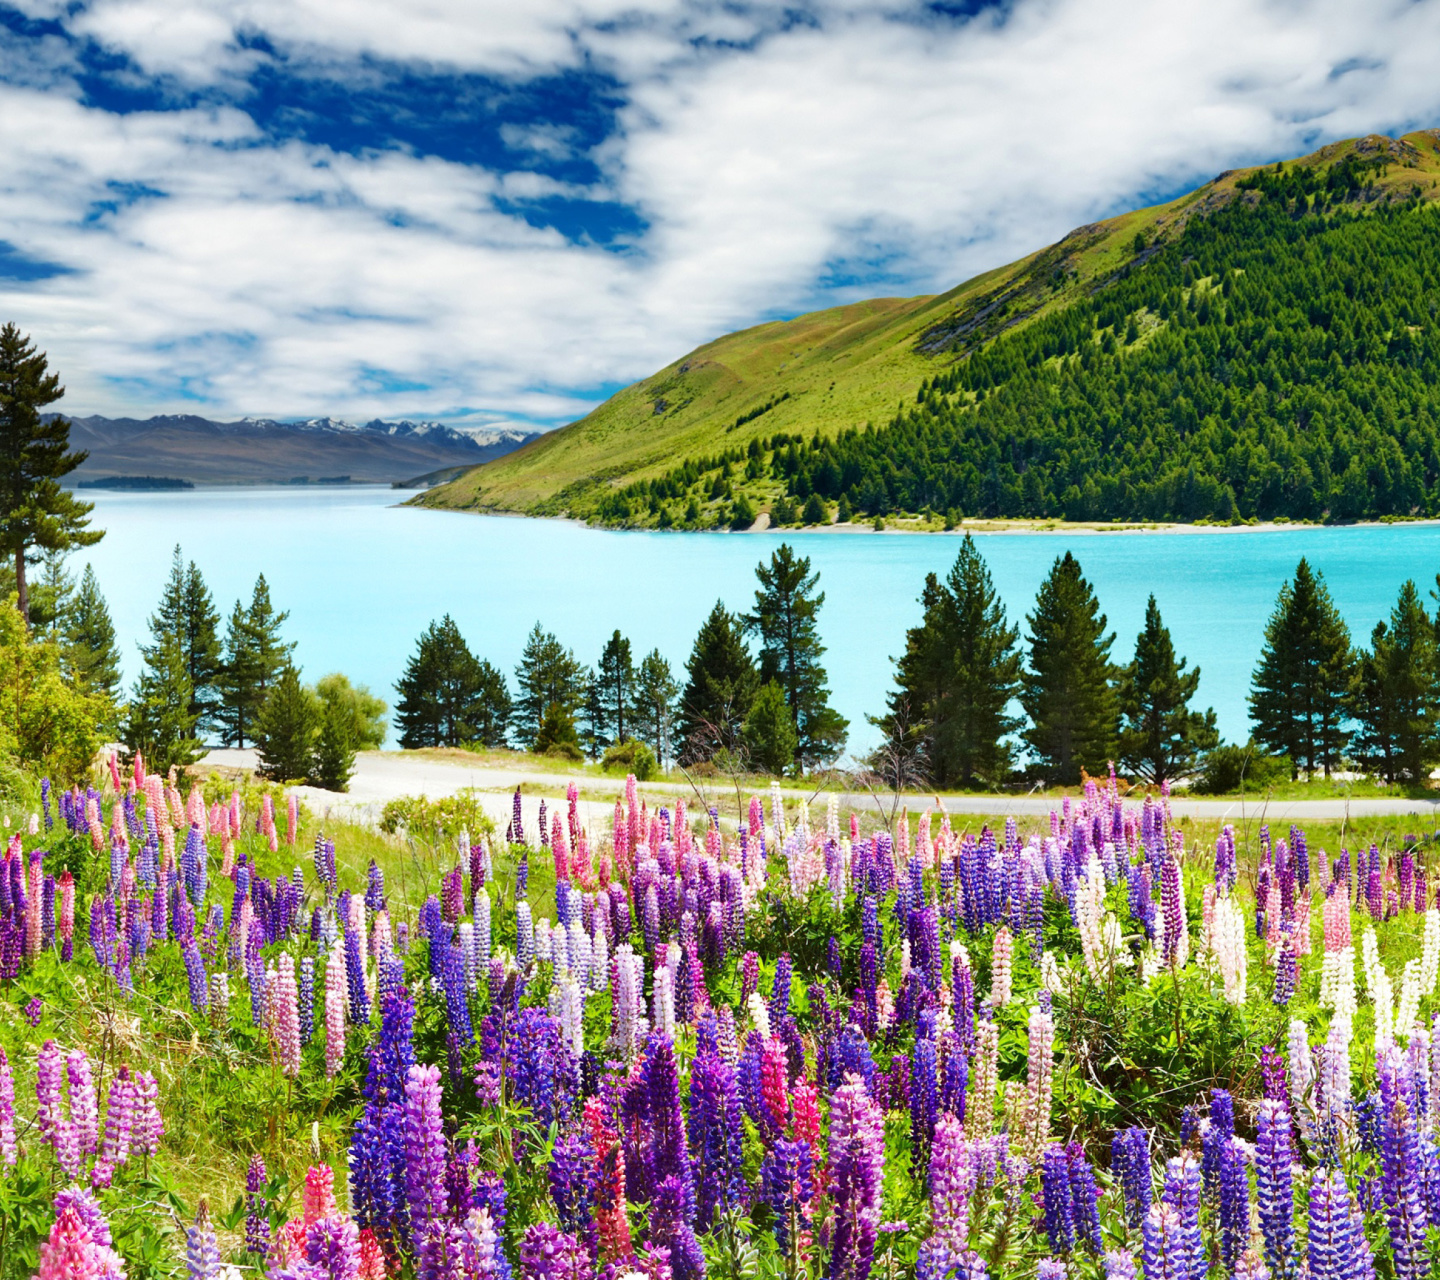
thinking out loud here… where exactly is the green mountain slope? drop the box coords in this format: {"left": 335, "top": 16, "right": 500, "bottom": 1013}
{"left": 418, "top": 130, "right": 1440, "bottom": 525}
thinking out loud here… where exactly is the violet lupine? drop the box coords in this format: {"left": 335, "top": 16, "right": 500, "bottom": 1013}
{"left": 1160, "top": 1153, "right": 1203, "bottom": 1280}
{"left": 0, "top": 1045, "right": 15, "bottom": 1167}
{"left": 405, "top": 1064, "right": 448, "bottom": 1245}
{"left": 1040, "top": 1145, "right": 1075, "bottom": 1254}
{"left": 307, "top": 1213, "right": 362, "bottom": 1280}
{"left": 1110, "top": 1127, "right": 1151, "bottom": 1229}
{"left": 687, "top": 1042, "right": 745, "bottom": 1231}
{"left": 92, "top": 1066, "right": 133, "bottom": 1189}
{"left": 36, "top": 1039, "right": 65, "bottom": 1148}
{"left": 66, "top": 1050, "right": 99, "bottom": 1157}
{"left": 1381, "top": 1099, "right": 1429, "bottom": 1280}
{"left": 517, "top": 1221, "right": 586, "bottom": 1280}
{"left": 1103, "top": 1252, "right": 1137, "bottom": 1280}
{"left": 132, "top": 1070, "right": 163, "bottom": 1157}
{"left": 1217, "top": 1136, "right": 1249, "bottom": 1272}
{"left": 1141, "top": 1203, "right": 1187, "bottom": 1280}
{"left": 1255, "top": 1100, "right": 1295, "bottom": 1279}
{"left": 186, "top": 1205, "right": 221, "bottom": 1280}
{"left": 247, "top": 1155, "right": 271, "bottom": 1255}
{"left": 760, "top": 1138, "right": 815, "bottom": 1253}
{"left": 1307, "top": 1166, "right": 1367, "bottom": 1280}
{"left": 829, "top": 1075, "right": 885, "bottom": 1280}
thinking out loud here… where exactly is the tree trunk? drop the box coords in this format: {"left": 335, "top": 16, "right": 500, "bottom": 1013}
{"left": 14, "top": 549, "right": 25, "bottom": 627}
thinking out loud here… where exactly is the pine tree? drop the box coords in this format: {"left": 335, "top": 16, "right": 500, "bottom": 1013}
{"left": 513, "top": 624, "right": 583, "bottom": 746}
{"left": 678, "top": 601, "right": 758, "bottom": 762}
{"left": 311, "top": 696, "right": 357, "bottom": 791}
{"left": 254, "top": 664, "right": 320, "bottom": 782}
{"left": 876, "top": 536, "right": 1021, "bottom": 787}
{"left": 637, "top": 649, "right": 679, "bottom": 767}
{"left": 65, "top": 564, "right": 122, "bottom": 706}
{"left": 217, "top": 575, "right": 293, "bottom": 747}
{"left": 145, "top": 547, "right": 223, "bottom": 737}
{"left": 1349, "top": 579, "right": 1437, "bottom": 783}
{"left": 123, "top": 634, "right": 202, "bottom": 773}
{"left": 394, "top": 616, "right": 510, "bottom": 748}
{"left": 1249, "top": 558, "right": 1354, "bottom": 777}
{"left": 743, "top": 680, "right": 799, "bottom": 776}
{"left": 0, "top": 324, "right": 101, "bottom": 622}
{"left": 595, "top": 630, "right": 635, "bottom": 746}
{"left": 1117, "top": 595, "right": 1219, "bottom": 784}
{"left": 1020, "top": 552, "right": 1119, "bottom": 785}
{"left": 748, "top": 543, "right": 848, "bottom": 770}
{"left": 28, "top": 549, "right": 74, "bottom": 641}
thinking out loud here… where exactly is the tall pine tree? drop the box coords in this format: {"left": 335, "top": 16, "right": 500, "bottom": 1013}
{"left": 748, "top": 543, "right": 848, "bottom": 770}
{"left": 1020, "top": 552, "right": 1119, "bottom": 785}
{"left": 1249, "top": 558, "right": 1353, "bottom": 777}
{"left": 595, "top": 630, "right": 635, "bottom": 746}
{"left": 513, "top": 624, "right": 583, "bottom": 747}
{"left": 1116, "top": 595, "right": 1218, "bottom": 784}
{"left": 678, "top": 601, "right": 757, "bottom": 762}
{"left": 217, "top": 574, "right": 293, "bottom": 746}
{"left": 876, "top": 535, "right": 1021, "bottom": 787}
{"left": 123, "top": 634, "right": 203, "bottom": 773}
{"left": 637, "top": 648, "right": 678, "bottom": 767}
{"left": 65, "top": 564, "right": 121, "bottom": 707}
{"left": 145, "top": 547, "right": 223, "bottom": 737}
{"left": 394, "top": 616, "right": 510, "bottom": 748}
{"left": 254, "top": 664, "right": 320, "bottom": 782}
{"left": 1349, "top": 579, "right": 1437, "bottom": 783}
{"left": 0, "top": 324, "right": 101, "bottom": 622}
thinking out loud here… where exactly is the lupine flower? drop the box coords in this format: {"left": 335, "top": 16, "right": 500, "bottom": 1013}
{"left": 133, "top": 1071, "right": 163, "bottom": 1156}
{"left": 1141, "top": 1204, "right": 1187, "bottom": 1280}
{"left": 307, "top": 1212, "right": 361, "bottom": 1280}
{"left": 1256, "top": 1100, "right": 1294, "bottom": 1278}
{"left": 405, "top": 1064, "right": 447, "bottom": 1241}
{"left": 1307, "top": 1166, "right": 1367, "bottom": 1280}
{"left": 186, "top": 1204, "right": 221, "bottom": 1280}
{"left": 1040, "top": 1145, "right": 1074, "bottom": 1254}
{"left": 829, "top": 1075, "right": 885, "bottom": 1280}
{"left": 1102, "top": 1252, "right": 1137, "bottom": 1280}
{"left": 1380, "top": 1098, "right": 1428, "bottom": 1280}
{"left": 247, "top": 1155, "right": 271, "bottom": 1255}
{"left": 0, "top": 1046, "right": 15, "bottom": 1166}
{"left": 760, "top": 1138, "right": 815, "bottom": 1252}
{"left": 1160, "top": 1153, "right": 1202, "bottom": 1280}
{"left": 35, "top": 1200, "right": 125, "bottom": 1280}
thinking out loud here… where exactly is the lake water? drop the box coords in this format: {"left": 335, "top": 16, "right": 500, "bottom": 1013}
{"left": 73, "top": 487, "right": 1440, "bottom": 755}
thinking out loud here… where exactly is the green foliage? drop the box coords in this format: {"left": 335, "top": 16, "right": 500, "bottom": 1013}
{"left": 1020, "top": 552, "right": 1118, "bottom": 784}
{"left": 253, "top": 663, "right": 320, "bottom": 781}
{"left": 313, "top": 672, "right": 387, "bottom": 749}
{"left": 533, "top": 701, "right": 581, "bottom": 757}
{"left": 1192, "top": 740, "right": 1293, "bottom": 794}
{"left": 378, "top": 789, "right": 496, "bottom": 843}
{"left": 729, "top": 494, "right": 757, "bottom": 529}
{"left": 747, "top": 544, "right": 847, "bottom": 769}
{"left": 800, "top": 493, "right": 827, "bottom": 525}
{"left": 1249, "top": 557, "right": 1353, "bottom": 776}
{"left": 678, "top": 600, "right": 758, "bottom": 762}
{"left": 876, "top": 535, "right": 1022, "bottom": 787}
{"left": 394, "top": 615, "right": 510, "bottom": 749}
{"left": 123, "top": 628, "right": 204, "bottom": 775}
{"left": 0, "top": 323, "right": 102, "bottom": 621}
{"left": 601, "top": 736, "right": 659, "bottom": 780}
{"left": 1117, "top": 594, "right": 1219, "bottom": 783}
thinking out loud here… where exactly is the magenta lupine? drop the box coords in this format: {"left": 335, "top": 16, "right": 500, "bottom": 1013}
{"left": 405, "top": 1064, "right": 447, "bottom": 1244}
{"left": 0, "top": 1044, "right": 15, "bottom": 1167}
{"left": 67, "top": 1050, "right": 99, "bottom": 1156}
{"left": 133, "top": 1071, "right": 163, "bottom": 1156}
{"left": 307, "top": 1213, "right": 362, "bottom": 1280}
{"left": 92, "top": 1066, "right": 134, "bottom": 1188}
{"left": 274, "top": 959, "right": 302, "bottom": 1078}
{"left": 36, "top": 1039, "right": 65, "bottom": 1148}
{"left": 325, "top": 948, "right": 347, "bottom": 1078}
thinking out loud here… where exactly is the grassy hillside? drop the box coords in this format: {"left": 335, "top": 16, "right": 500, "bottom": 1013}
{"left": 418, "top": 130, "right": 1440, "bottom": 525}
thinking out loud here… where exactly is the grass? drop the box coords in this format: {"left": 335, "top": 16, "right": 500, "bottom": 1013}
{"left": 415, "top": 130, "right": 1440, "bottom": 523}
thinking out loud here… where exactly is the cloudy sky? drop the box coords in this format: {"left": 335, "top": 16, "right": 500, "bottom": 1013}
{"left": 0, "top": 0, "right": 1438, "bottom": 429}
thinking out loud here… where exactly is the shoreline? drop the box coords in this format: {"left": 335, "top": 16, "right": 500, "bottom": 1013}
{"left": 403, "top": 497, "right": 1440, "bottom": 539}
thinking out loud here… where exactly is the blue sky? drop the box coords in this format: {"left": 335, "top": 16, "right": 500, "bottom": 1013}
{"left": 0, "top": 0, "right": 1438, "bottom": 429}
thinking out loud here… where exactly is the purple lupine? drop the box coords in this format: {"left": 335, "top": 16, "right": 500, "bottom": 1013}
{"left": 1067, "top": 1145, "right": 1102, "bottom": 1255}
{"left": 345, "top": 926, "right": 371, "bottom": 1025}
{"left": 651, "top": 1175, "right": 704, "bottom": 1280}
{"left": 307, "top": 1213, "right": 361, "bottom": 1280}
{"left": 1272, "top": 935, "right": 1297, "bottom": 1007}
{"left": 828, "top": 1075, "right": 884, "bottom": 1280}
{"left": 1111, "top": 1128, "right": 1151, "bottom": 1229}
{"left": 186, "top": 1206, "right": 221, "bottom": 1280}
{"left": 1217, "top": 1137, "right": 1249, "bottom": 1272}
{"left": 909, "top": 1038, "right": 938, "bottom": 1175}
{"left": 299, "top": 957, "right": 316, "bottom": 1045}
{"left": 687, "top": 1043, "right": 745, "bottom": 1231}
{"left": 1307, "top": 1166, "right": 1365, "bottom": 1280}
{"left": 1160, "top": 1153, "right": 1203, "bottom": 1280}
{"left": 1202, "top": 1089, "right": 1234, "bottom": 1199}
{"left": 1141, "top": 1204, "right": 1187, "bottom": 1280}
{"left": 246, "top": 1155, "right": 270, "bottom": 1254}
{"left": 1256, "top": 1100, "right": 1295, "bottom": 1278}
{"left": 760, "top": 1138, "right": 815, "bottom": 1252}
{"left": 181, "top": 936, "right": 208, "bottom": 1013}
{"left": 1160, "top": 856, "right": 1183, "bottom": 966}
{"left": 405, "top": 1064, "right": 448, "bottom": 1242}
{"left": 1261, "top": 1046, "right": 1288, "bottom": 1103}
{"left": 1041, "top": 1145, "right": 1075, "bottom": 1254}
{"left": 1381, "top": 1099, "right": 1428, "bottom": 1280}
{"left": 517, "top": 1222, "right": 585, "bottom": 1280}
{"left": 1103, "top": 1252, "right": 1137, "bottom": 1280}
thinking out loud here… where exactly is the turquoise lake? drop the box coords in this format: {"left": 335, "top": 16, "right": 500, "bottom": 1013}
{"left": 73, "top": 486, "right": 1440, "bottom": 754}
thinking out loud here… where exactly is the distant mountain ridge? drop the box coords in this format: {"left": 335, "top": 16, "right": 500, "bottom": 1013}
{"left": 53, "top": 413, "right": 539, "bottom": 485}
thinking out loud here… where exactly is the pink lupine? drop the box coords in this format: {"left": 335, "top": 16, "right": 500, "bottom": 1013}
{"left": 275, "top": 958, "right": 302, "bottom": 1078}
{"left": 132, "top": 1071, "right": 163, "bottom": 1156}
{"left": 35, "top": 1204, "right": 125, "bottom": 1280}
{"left": 0, "top": 1045, "right": 15, "bottom": 1166}
{"left": 325, "top": 947, "right": 347, "bottom": 1078}
{"left": 36, "top": 1040, "right": 65, "bottom": 1147}
{"left": 66, "top": 1050, "right": 99, "bottom": 1156}
{"left": 304, "top": 1164, "right": 337, "bottom": 1225}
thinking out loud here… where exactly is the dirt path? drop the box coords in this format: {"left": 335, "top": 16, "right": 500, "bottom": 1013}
{"left": 200, "top": 748, "right": 1440, "bottom": 835}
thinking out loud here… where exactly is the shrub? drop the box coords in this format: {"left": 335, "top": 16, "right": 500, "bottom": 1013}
{"left": 378, "top": 789, "right": 496, "bottom": 842}
{"left": 602, "top": 737, "right": 659, "bottom": 780}
{"left": 1192, "top": 740, "right": 1292, "bottom": 793}
{"left": 730, "top": 495, "right": 757, "bottom": 530}
{"left": 801, "top": 493, "right": 828, "bottom": 525}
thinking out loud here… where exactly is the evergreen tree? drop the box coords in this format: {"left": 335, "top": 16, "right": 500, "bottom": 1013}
{"left": 743, "top": 681, "right": 799, "bottom": 776}
{"left": 29, "top": 549, "right": 74, "bottom": 640}
{"left": 123, "top": 634, "right": 203, "bottom": 773}
{"left": 748, "top": 544, "right": 848, "bottom": 770}
{"left": 595, "top": 630, "right": 635, "bottom": 746}
{"left": 0, "top": 324, "right": 101, "bottom": 622}
{"left": 1020, "top": 552, "right": 1119, "bottom": 785}
{"left": 513, "top": 624, "right": 583, "bottom": 747}
{"left": 579, "top": 669, "right": 606, "bottom": 760}
{"left": 145, "top": 547, "right": 223, "bottom": 737}
{"left": 1349, "top": 580, "right": 1437, "bottom": 783}
{"left": 1116, "top": 595, "right": 1219, "bottom": 784}
{"left": 678, "top": 601, "right": 758, "bottom": 762}
{"left": 1249, "top": 558, "right": 1354, "bottom": 777}
{"left": 876, "top": 536, "right": 1022, "bottom": 787}
{"left": 311, "top": 695, "right": 357, "bottom": 791}
{"left": 394, "top": 616, "right": 510, "bottom": 748}
{"left": 65, "top": 564, "right": 122, "bottom": 706}
{"left": 254, "top": 664, "right": 320, "bottom": 782}
{"left": 534, "top": 702, "right": 582, "bottom": 757}
{"left": 217, "top": 575, "right": 293, "bottom": 746}
{"left": 637, "top": 648, "right": 679, "bottom": 767}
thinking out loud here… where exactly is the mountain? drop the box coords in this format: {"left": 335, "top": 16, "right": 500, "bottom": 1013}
{"left": 416, "top": 130, "right": 1440, "bottom": 526}
{"left": 59, "top": 414, "right": 538, "bottom": 485}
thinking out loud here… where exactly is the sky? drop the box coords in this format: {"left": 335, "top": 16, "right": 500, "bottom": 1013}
{"left": 1, "top": 0, "right": 1439, "bottom": 431}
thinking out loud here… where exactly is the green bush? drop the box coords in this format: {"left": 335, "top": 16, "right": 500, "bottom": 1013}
{"left": 1193, "top": 740, "right": 1292, "bottom": 793}
{"left": 602, "top": 737, "right": 658, "bottom": 780}
{"left": 730, "top": 495, "right": 757, "bottom": 530}
{"left": 378, "top": 789, "right": 496, "bottom": 843}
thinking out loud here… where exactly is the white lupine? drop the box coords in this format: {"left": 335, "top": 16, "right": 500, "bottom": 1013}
{"left": 560, "top": 976, "right": 585, "bottom": 1058}
{"left": 458, "top": 923, "right": 476, "bottom": 991}
{"left": 1320, "top": 951, "right": 1341, "bottom": 1010}
{"left": 1396, "top": 959, "right": 1423, "bottom": 1042}
{"left": 991, "top": 926, "right": 1013, "bottom": 1006}
{"left": 1373, "top": 967, "right": 1395, "bottom": 1050}
{"left": 747, "top": 991, "right": 772, "bottom": 1041}
{"left": 1422, "top": 910, "right": 1440, "bottom": 994}
{"left": 1323, "top": 1015, "right": 1352, "bottom": 1113}
{"left": 475, "top": 892, "right": 491, "bottom": 970}
{"left": 590, "top": 923, "right": 609, "bottom": 993}
{"left": 1360, "top": 927, "right": 1383, "bottom": 1004}
{"left": 1430, "top": 1017, "right": 1440, "bottom": 1128}
{"left": 1334, "top": 948, "right": 1357, "bottom": 1021}
{"left": 653, "top": 964, "right": 675, "bottom": 1041}
{"left": 1213, "top": 895, "right": 1248, "bottom": 1005}
{"left": 1288, "top": 1018, "right": 1315, "bottom": 1138}
{"left": 1076, "top": 858, "right": 1109, "bottom": 981}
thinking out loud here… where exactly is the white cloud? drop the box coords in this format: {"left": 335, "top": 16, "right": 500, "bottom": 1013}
{"left": 1, "top": 0, "right": 1440, "bottom": 423}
